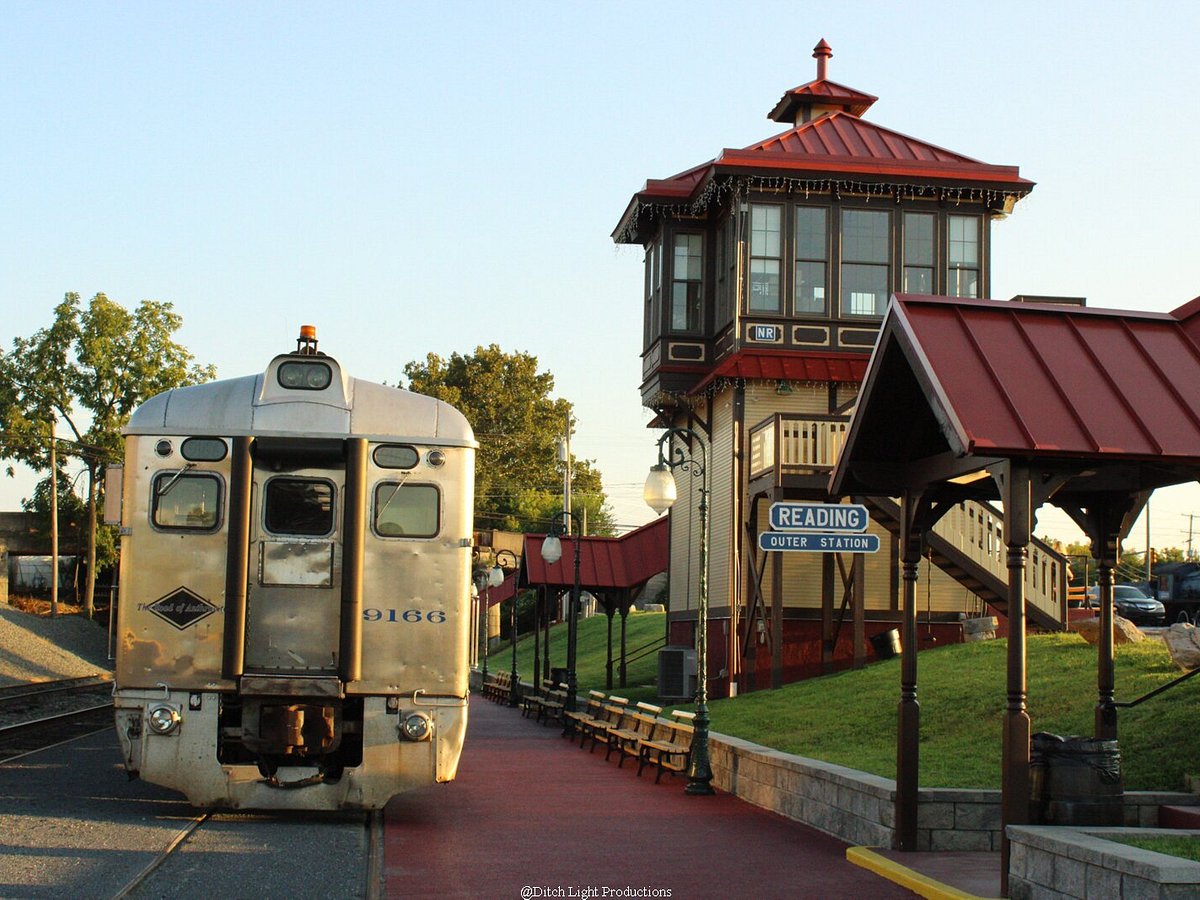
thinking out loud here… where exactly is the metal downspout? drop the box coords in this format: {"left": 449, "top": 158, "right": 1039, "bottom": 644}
{"left": 222, "top": 436, "right": 253, "bottom": 680}
{"left": 340, "top": 438, "right": 367, "bottom": 684}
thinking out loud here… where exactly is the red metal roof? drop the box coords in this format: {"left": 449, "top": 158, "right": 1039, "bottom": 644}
{"left": 620, "top": 114, "right": 1029, "bottom": 228}
{"left": 742, "top": 112, "right": 989, "bottom": 168}
{"left": 613, "top": 66, "right": 1032, "bottom": 244}
{"left": 486, "top": 570, "right": 518, "bottom": 607}
{"left": 768, "top": 78, "right": 878, "bottom": 121}
{"left": 692, "top": 350, "right": 869, "bottom": 395}
{"left": 883, "top": 294, "right": 1200, "bottom": 461}
{"left": 522, "top": 516, "right": 668, "bottom": 591}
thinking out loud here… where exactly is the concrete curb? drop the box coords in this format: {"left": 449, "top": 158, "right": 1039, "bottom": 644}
{"left": 846, "top": 846, "right": 985, "bottom": 899}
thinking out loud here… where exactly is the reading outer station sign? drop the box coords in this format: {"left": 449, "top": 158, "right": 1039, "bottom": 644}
{"left": 760, "top": 502, "right": 881, "bottom": 553}
{"left": 769, "top": 502, "right": 869, "bottom": 533}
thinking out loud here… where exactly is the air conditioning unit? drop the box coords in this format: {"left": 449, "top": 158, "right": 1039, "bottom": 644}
{"left": 657, "top": 647, "right": 696, "bottom": 700}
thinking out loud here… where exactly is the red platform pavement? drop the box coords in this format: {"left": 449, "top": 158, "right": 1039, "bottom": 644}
{"left": 384, "top": 696, "right": 916, "bottom": 899}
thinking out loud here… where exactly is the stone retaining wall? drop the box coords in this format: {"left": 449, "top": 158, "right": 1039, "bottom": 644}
{"left": 1008, "top": 825, "right": 1200, "bottom": 898}
{"left": 707, "top": 731, "right": 1195, "bottom": 852}
{"left": 707, "top": 732, "right": 896, "bottom": 847}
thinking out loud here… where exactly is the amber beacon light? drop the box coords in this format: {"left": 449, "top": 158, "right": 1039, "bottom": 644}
{"left": 296, "top": 324, "right": 319, "bottom": 354}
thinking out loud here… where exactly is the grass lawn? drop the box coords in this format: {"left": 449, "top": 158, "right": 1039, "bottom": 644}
{"left": 1107, "top": 835, "right": 1200, "bottom": 863}
{"left": 486, "top": 608, "right": 668, "bottom": 702}
{"left": 491, "top": 614, "right": 1200, "bottom": 791}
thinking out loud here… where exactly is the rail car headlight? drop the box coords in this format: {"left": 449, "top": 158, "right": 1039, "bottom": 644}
{"left": 399, "top": 711, "right": 433, "bottom": 742}
{"left": 147, "top": 703, "right": 182, "bottom": 735}
{"left": 277, "top": 360, "right": 332, "bottom": 391}
{"left": 426, "top": 449, "right": 445, "bottom": 468}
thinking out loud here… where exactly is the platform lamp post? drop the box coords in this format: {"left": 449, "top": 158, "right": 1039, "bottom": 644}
{"left": 644, "top": 427, "right": 714, "bottom": 796}
{"left": 473, "top": 565, "right": 492, "bottom": 684}
{"left": 541, "top": 510, "right": 581, "bottom": 712}
{"left": 490, "top": 549, "right": 520, "bottom": 707}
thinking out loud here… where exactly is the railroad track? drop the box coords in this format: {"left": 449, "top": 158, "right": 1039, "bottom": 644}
{"left": 0, "top": 675, "right": 115, "bottom": 761}
{"left": 0, "top": 674, "right": 113, "bottom": 721}
{"left": 0, "top": 673, "right": 112, "bottom": 706}
{"left": 112, "top": 808, "right": 384, "bottom": 899}
{"left": 0, "top": 702, "right": 115, "bottom": 761}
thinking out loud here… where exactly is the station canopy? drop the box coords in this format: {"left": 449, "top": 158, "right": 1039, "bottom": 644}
{"left": 832, "top": 293, "right": 1200, "bottom": 508}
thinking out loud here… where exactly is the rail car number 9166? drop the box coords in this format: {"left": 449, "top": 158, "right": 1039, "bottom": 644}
{"left": 363, "top": 608, "right": 447, "bottom": 623}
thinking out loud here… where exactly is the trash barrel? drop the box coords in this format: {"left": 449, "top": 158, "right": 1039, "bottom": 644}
{"left": 1030, "top": 732, "right": 1123, "bottom": 826}
{"left": 869, "top": 628, "right": 901, "bottom": 660}
{"left": 550, "top": 667, "right": 569, "bottom": 686}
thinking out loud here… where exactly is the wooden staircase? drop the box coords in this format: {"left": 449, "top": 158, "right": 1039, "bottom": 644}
{"left": 865, "top": 496, "right": 1067, "bottom": 632}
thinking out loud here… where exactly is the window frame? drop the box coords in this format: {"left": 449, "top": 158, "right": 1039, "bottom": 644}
{"left": 793, "top": 205, "right": 829, "bottom": 315}
{"left": 729, "top": 198, "right": 990, "bottom": 323}
{"left": 644, "top": 236, "right": 663, "bottom": 348}
{"left": 715, "top": 219, "right": 732, "bottom": 328}
{"left": 181, "top": 437, "right": 228, "bottom": 463}
{"left": 669, "top": 231, "right": 704, "bottom": 334}
{"left": 947, "top": 214, "right": 981, "bottom": 298}
{"left": 372, "top": 444, "right": 420, "bottom": 469}
{"left": 840, "top": 207, "right": 891, "bottom": 318}
{"left": 902, "top": 211, "right": 936, "bottom": 295}
{"left": 372, "top": 481, "right": 442, "bottom": 539}
{"left": 151, "top": 470, "right": 224, "bottom": 533}
{"left": 263, "top": 476, "right": 337, "bottom": 538}
{"left": 748, "top": 203, "right": 784, "bottom": 314}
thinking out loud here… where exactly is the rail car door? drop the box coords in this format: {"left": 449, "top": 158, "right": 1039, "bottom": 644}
{"left": 243, "top": 441, "right": 345, "bottom": 674}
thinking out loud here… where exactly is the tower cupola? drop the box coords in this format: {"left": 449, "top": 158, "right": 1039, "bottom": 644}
{"left": 767, "top": 39, "right": 878, "bottom": 125}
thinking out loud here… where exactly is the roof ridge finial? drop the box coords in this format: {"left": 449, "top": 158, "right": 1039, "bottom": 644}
{"left": 813, "top": 38, "right": 832, "bottom": 81}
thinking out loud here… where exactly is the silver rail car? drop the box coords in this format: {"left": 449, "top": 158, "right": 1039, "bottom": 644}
{"left": 105, "top": 327, "right": 476, "bottom": 810}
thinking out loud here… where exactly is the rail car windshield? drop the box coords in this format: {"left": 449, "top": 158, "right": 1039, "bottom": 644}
{"left": 265, "top": 478, "right": 335, "bottom": 535}
{"left": 374, "top": 482, "right": 439, "bottom": 537}
{"left": 152, "top": 472, "right": 222, "bottom": 530}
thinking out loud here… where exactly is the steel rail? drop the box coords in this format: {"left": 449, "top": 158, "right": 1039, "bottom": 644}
{"left": 364, "top": 809, "right": 384, "bottom": 900}
{"left": 110, "top": 811, "right": 212, "bottom": 899}
{"left": 0, "top": 674, "right": 112, "bottom": 704}
{"left": 0, "top": 703, "right": 115, "bottom": 763}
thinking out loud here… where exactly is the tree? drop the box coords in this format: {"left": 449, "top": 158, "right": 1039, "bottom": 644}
{"left": 401, "top": 345, "right": 614, "bottom": 536}
{"left": 0, "top": 292, "right": 215, "bottom": 616}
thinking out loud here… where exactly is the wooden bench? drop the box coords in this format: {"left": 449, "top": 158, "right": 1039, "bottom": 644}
{"left": 521, "top": 680, "right": 558, "bottom": 719}
{"left": 638, "top": 709, "right": 695, "bottom": 783}
{"left": 537, "top": 685, "right": 569, "bottom": 725}
{"left": 579, "top": 696, "right": 629, "bottom": 753}
{"left": 604, "top": 702, "right": 663, "bottom": 769}
{"left": 482, "top": 670, "right": 510, "bottom": 702}
{"left": 563, "top": 690, "right": 606, "bottom": 741}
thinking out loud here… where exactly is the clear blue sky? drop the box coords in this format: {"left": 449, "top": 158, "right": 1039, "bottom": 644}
{"left": 3, "top": 2, "right": 1200, "bottom": 551}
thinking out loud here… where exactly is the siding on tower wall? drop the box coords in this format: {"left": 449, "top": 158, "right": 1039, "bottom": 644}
{"left": 708, "top": 392, "right": 735, "bottom": 612}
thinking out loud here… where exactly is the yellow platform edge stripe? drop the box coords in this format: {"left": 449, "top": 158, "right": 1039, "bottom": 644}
{"left": 845, "top": 846, "right": 987, "bottom": 900}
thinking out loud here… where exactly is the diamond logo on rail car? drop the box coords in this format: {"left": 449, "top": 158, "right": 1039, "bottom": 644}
{"left": 147, "top": 587, "right": 219, "bottom": 630}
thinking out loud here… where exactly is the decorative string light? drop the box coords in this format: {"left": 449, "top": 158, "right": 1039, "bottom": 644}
{"left": 615, "top": 173, "right": 1028, "bottom": 244}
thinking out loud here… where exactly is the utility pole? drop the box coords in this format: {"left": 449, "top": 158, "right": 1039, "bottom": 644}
{"left": 559, "top": 413, "right": 573, "bottom": 535}
{"left": 49, "top": 428, "right": 58, "bottom": 618}
{"left": 1187, "top": 514, "right": 1196, "bottom": 561}
{"left": 1146, "top": 504, "right": 1151, "bottom": 584}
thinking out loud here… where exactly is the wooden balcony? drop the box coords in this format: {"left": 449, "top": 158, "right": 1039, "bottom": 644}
{"left": 748, "top": 413, "right": 850, "bottom": 494}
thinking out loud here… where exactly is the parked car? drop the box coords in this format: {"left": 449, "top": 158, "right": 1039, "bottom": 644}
{"left": 1085, "top": 584, "right": 1165, "bottom": 625}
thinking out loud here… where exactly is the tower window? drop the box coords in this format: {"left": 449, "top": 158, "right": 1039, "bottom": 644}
{"left": 841, "top": 209, "right": 890, "bottom": 316}
{"left": 903, "top": 212, "right": 935, "bottom": 293}
{"left": 749, "top": 205, "right": 782, "bottom": 313}
{"left": 794, "top": 207, "right": 828, "bottom": 314}
{"left": 671, "top": 233, "right": 703, "bottom": 332}
{"left": 948, "top": 215, "right": 980, "bottom": 298}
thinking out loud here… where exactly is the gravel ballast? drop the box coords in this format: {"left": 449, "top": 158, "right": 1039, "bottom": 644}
{"left": 0, "top": 606, "right": 112, "bottom": 685}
